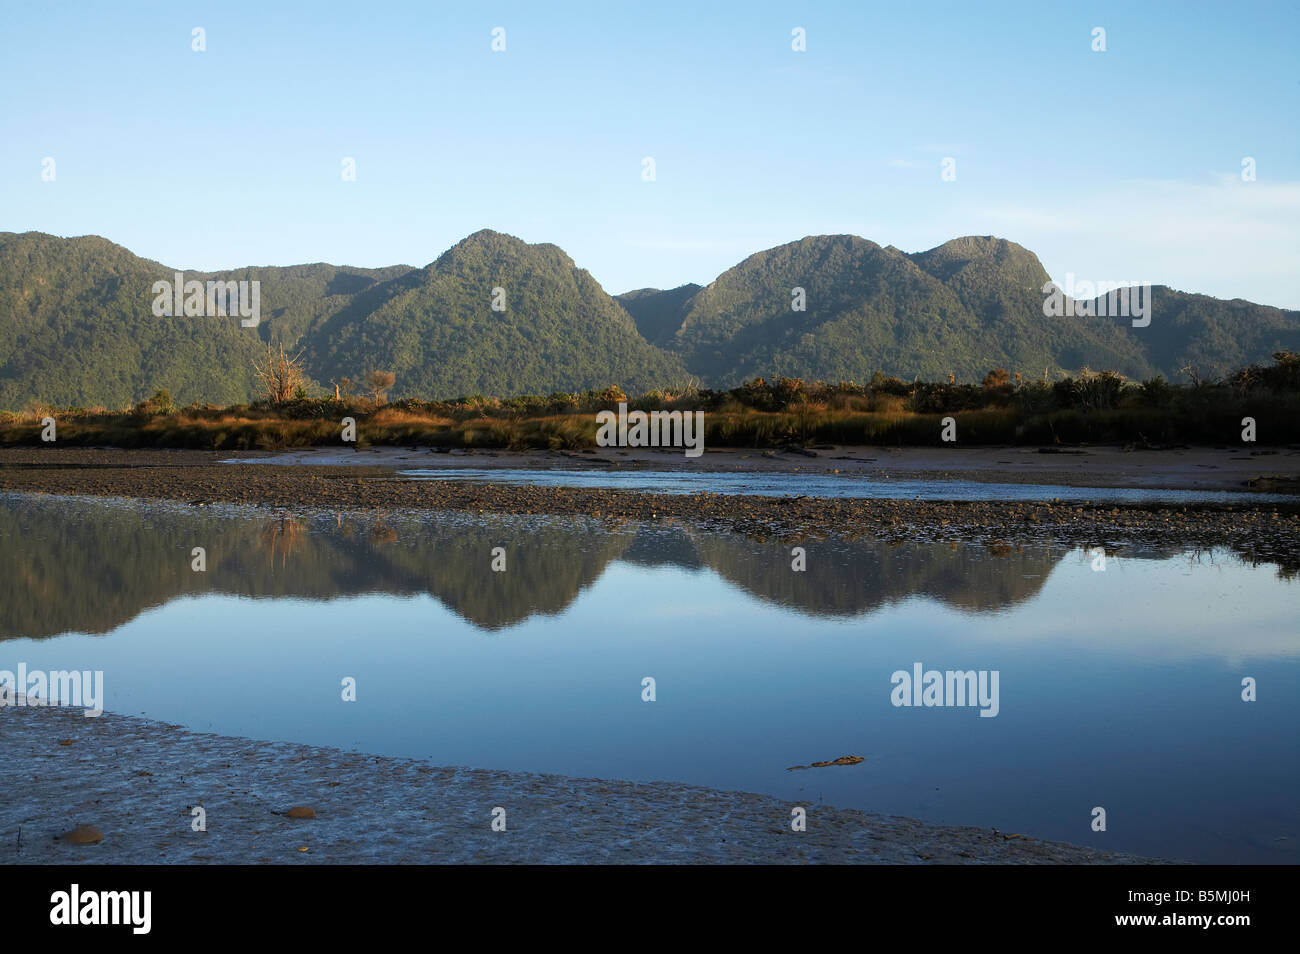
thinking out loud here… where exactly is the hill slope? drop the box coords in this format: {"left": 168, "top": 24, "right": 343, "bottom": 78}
{"left": 666, "top": 235, "right": 1201, "bottom": 386}
{"left": 0, "top": 230, "right": 685, "bottom": 406}
{"left": 1, "top": 229, "right": 1296, "bottom": 407}
{"left": 0, "top": 231, "right": 410, "bottom": 408}
{"left": 305, "top": 230, "right": 688, "bottom": 399}
{"left": 616, "top": 283, "right": 703, "bottom": 348}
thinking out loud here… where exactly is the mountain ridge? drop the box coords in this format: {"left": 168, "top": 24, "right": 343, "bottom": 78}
{"left": 2, "top": 228, "right": 1296, "bottom": 406}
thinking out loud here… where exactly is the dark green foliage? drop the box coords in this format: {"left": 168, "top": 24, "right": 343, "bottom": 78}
{"left": 616, "top": 283, "right": 702, "bottom": 346}
{"left": 655, "top": 235, "right": 1300, "bottom": 387}
{"left": 304, "top": 230, "right": 687, "bottom": 400}
{"left": 665, "top": 234, "right": 1160, "bottom": 386}
{"left": 0, "top": 231, "right": 407, "bottom": 408}
{"left": 134, "top": 389, "right": 176, "bottom": 416}
{"left": 2, "top": 230, "right": 1298, "bottom": 409}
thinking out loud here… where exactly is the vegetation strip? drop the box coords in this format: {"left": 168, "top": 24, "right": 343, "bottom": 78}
{"left": 5, "top": 353, "right": 1299, "bottom": 450}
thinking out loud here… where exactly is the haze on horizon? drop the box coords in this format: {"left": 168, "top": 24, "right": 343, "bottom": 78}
{"left": 2, "top": 1, "right": 1297, "bottom": 309}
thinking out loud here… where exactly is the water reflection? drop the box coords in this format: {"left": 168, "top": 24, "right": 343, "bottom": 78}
{"left": 0, "top": 493, "right": 1295, "bottom": 863}
{"left": 0, "top": 494, "right": 1292, "bottom": 640}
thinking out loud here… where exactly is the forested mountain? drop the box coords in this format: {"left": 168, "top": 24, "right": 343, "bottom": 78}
{"left": 651, "top": 234, "right": 1300, "bottom": 386}
{"left": 0, "top": 232, "right": 409, "bottom": 408}
{"left": 1, "top": 228, "right": 1296, "bottom": 407}
{"left": 616, "top": 283, "right": 702, "bottom": 347}
{"left": 302, "top": 229, "right": 688, "bottom": 398}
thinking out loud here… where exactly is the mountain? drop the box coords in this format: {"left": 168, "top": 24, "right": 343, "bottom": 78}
{"left": 909, "top": 236, "right": 1151, "bottom": 378}
{"left": 616, "top": 283, "right": 702, "bottom": 347}
{"left": 648, "top": 234, "right": 1299, "bottom": 386}
{"left": 0, "top": 228, "right": 1296, "bottom": 408}
{"left": 0, "top": 231, "right": 410, "bottom": 408}
{"left": 663, "top": 234, "right": 1284, "bottom": 386}
{"left": 671, "top": 235, "right": 992, "bottom": 384}
{"left": 303, "top": 229, "right": 687, "bottom": 399}
{"left": 0, "top": 229, "right": 685, "bottom": 407}
{"left": 1113, "top": 286, "right": 1300, "bottom": 383}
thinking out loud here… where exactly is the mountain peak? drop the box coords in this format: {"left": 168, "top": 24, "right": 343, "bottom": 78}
{"left": 459, "top": 227, "right": 522, "bottom": 244}
{"left": 909, "top": 235, "right": 1048, "bottom": 287}
{"left": 434, "top": 229, "right": 572, "bottom": 270}
{"left": 2, "top": 229, "right": 1294, "bottom": 408}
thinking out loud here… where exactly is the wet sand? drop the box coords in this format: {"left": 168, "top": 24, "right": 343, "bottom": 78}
{"left": 2, "top": 701, "right": 1162, "bottom": 864}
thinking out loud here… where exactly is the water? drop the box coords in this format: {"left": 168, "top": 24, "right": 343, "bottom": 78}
{"left": 395, "top": 466, "right": 1297, "bottom": 504}
{"left": 1, "top": 493, "right": 1296, "bottom": 863}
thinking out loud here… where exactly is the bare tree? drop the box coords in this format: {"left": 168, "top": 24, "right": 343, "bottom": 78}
{"left": 366, "top": 370, "right": 396, "bottom": 404}
{"left": 253, "top": 342, "right": 308, "bottom": 403}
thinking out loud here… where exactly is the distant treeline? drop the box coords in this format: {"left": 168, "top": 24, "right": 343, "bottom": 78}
{"left": 3, "top": 353, "right": 1298, "bottom": 449}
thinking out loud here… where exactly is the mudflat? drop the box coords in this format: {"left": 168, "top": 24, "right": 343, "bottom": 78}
{"left": 1, "top": 701, "right": 1162, "bottom": 864}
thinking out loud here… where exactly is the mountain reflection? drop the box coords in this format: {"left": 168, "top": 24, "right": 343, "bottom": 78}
{"left": 0, "top": 495, "right": 1286, "bottom": 640}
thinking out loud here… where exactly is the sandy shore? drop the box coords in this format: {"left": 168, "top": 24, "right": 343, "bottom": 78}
{"left": 1, "top": 701, "right": 1161, "bottom": 864}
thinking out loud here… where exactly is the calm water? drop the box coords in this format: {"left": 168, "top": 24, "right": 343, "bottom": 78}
{"left": 1, "top": 493, "right": 1296, "bottom": 863}
{"left": 397, "top": 466, "right": 1298, "bottom": 504}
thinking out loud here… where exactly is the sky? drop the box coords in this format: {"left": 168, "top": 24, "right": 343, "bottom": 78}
{"left": 2, "top": 0, "right": 1298, "bottom": 307}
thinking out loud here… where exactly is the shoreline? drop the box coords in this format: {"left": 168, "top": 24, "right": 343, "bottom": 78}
{"left": 235, "top": 442, "right": 1300, "bottom": 494}
{"left": 2, "top": 448, "right": 1298, "bottom": 570}
{"left": 1, "top": 702, "right": 1163, "bottom": 864}
{"left": 6, "top": 442, "right": 1299, "bottom": 492}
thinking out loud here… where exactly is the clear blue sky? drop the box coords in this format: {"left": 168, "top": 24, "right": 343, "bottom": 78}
{"left": 3, "top": 0, "right": 1297, "bottom": 307}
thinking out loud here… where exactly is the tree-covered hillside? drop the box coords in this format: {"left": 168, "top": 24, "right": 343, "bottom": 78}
{"left": 304, "top": 230, "right": 689, "bottom": 399}
{"left": 2, "top": 228, "right": 1297, "bottom": 408}
{"left": 664, "top": 235, "right": 1215, "bottom": 386}
{"left": 616, "top": 283, "right": 702, "bottom": 347}
{"left": 0, "top": 232, "right": 410, "bottom": 408}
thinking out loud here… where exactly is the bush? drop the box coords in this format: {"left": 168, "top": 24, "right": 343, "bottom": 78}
{"left": 133, "top": 389, "right": 175, "bottom": 417}
{"left": 1138, "top": 376, "right": 1174, "bottom": 408}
